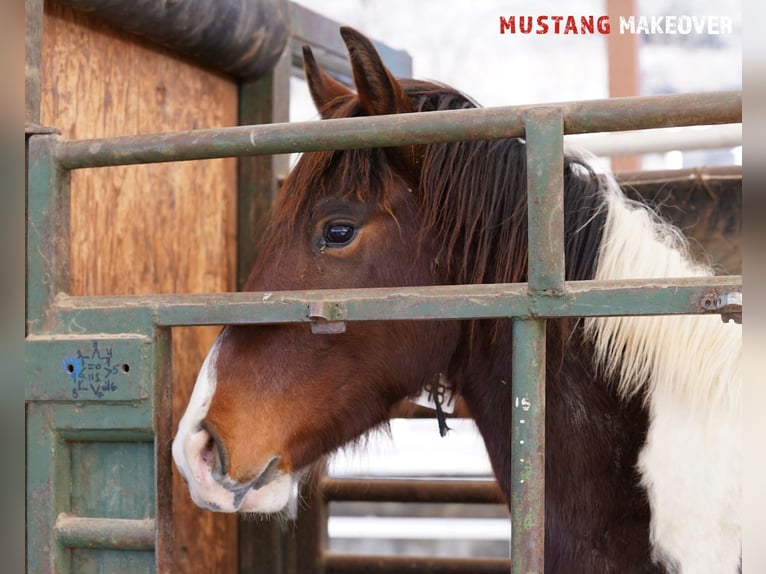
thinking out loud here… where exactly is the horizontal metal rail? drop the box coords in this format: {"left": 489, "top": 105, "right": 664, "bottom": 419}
{"left": 323, "top": 554, "right": 511, "bottom": 574}
{"left": 321, "top": 478, "right": 503, "bottom": 504}
{"left": 55, "top": 91, "right": 740, "bottom": 169}
{"left": 50, "top": 276, "right": 741, "bottom": 327}
{"left": 54, "top": 514, "right": 155, "bottom": 550}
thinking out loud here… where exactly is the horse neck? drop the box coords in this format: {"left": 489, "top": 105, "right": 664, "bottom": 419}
{"left": 450, "top": 325, "right": 515, "bottom": 495}
{"left": 439, "top": 149, "right": 611, "bottom": 495}
{"left": 453, "top": 321, "right": 607, "bottom": 499}
{"left": 456, "top": 321, "right": 657, "bottom": 568}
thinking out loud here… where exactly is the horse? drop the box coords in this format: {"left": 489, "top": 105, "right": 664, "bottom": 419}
{"left": 172, "top": 27, "right": 741, "bottom": 573}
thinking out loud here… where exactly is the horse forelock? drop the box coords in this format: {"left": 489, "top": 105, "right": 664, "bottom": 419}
{"left": 255, "top": 98, "right": 401, "bottom": 264}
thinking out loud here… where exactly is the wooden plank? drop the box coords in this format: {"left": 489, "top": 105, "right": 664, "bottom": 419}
{"left": 606, "top": 0, "right": 640, "bottom": 171}
{"left": 40, "top": 2, "right": 239, "bottom": 572}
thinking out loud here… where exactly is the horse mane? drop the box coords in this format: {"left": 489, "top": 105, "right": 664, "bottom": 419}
{"left": 583, "top": 177, "right": 742, "bottom": 409}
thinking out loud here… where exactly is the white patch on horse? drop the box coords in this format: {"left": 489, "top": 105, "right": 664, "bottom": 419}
{"left": 172, "top": 334, "right": 222, "bottom": 486}
{"left": 584, "top": 174, "right": 742, "bottom": 572}
{"left": 239, "top": 473, "right": 294, "bottom": 514}
{"left": 172, "top": 331, "right": 297, "bottom": 514}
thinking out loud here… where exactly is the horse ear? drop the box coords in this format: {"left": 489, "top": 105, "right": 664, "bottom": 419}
{"left": 340, "top": 26, "right": 420, "bottom": 181}
{"left": 340, "top": 26, "right": 414, "bottom": 117}
{"left": 303, "top": 45, "right": 353, "bottom": 118}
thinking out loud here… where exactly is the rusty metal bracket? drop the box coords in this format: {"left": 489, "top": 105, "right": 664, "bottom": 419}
{"left": 701, "top": 290, "right": 742, "bottom": 324}
{"left": 715, "top": 291, "right": 742, "bottom": 324}
{"left": 307, "top": 301, "right": 347, "bottom": 334}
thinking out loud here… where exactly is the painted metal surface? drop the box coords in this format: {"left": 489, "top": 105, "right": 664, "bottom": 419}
{"left": 26, "top": 87, "right": 742, "bottom": 574}
{"left": 26, "top": 335, "right": 151, "bottom": 402}
{"left": 47, "top": 275, "right": 741, "bottom": 328}
{"left": 26, "top": 130, "right": 165, "bottom": 572}
{"left": 55, "top": 91, "right": 741, "bottom": 170}
{"left": 26, "top": 134, "right": 71, "bottom": 334}
{"left": 26, "top": 402, "right": 156, "bottom": 573}
{"left": 525, "top": 108, "right": 565, "bottom": 293}
{"left": 510, "top": 320, "right": 547, "bottom": 574}
{"left": 24, "top": 0, "right": 44, "bottom": 125}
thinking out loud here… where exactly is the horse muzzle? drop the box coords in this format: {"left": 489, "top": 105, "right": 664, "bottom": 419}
{"left": 172, "top": 424, "right": 295, "bottom": 513}
{"left": 171, "top": 331, "right": 297, "bottom": 513}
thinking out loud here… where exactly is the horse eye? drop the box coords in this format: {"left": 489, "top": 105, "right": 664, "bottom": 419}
{"left": 323, "top": 223, "right": 356, "bottom": 247}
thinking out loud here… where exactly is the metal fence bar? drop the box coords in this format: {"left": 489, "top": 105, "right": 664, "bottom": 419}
{"left": 26, "top": 134, "right": 72, "bottom": 334}
{"left": 54, "top": 514, "right": 155, "bottom": 551}
{"left": 55, "top": 91, "right": 741, "bottom": 169}
{"left": 322, "top": 554, "right": 511, "bottom": 574}
{"left": 510, "top": 319, "right": 546, "bottom": 573}
{"left": 506, "top": 107, "right": 566, "bottom": 573}
{"left": 49, "top": 276, "right": 741, "bottom": 329}
{"left": 321, "top": 478, "right": 503, "bottom": 504}
{"left": 526, "top": 108, "right": 565, "bottom": 293}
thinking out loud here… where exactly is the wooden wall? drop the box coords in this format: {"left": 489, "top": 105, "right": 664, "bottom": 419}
{"left": 40, "top": 2, "right": 239, "bottom": 571}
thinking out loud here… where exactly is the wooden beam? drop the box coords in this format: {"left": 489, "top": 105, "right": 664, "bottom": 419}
{"left": 606, "top": 0, "right": 641, "bottom": 171}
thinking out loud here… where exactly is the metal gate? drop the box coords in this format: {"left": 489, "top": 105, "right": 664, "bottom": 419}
{"left": 26, "top": 87, "right": 741, "bottom": 573}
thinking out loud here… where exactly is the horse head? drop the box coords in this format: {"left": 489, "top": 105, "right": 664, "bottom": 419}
{"left": 172, "top": 27, "right": 461, "bottom": 513}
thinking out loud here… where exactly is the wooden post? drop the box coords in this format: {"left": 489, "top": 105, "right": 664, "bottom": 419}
{"left": 606, "top": 0, "right": 641, "bottom": 171}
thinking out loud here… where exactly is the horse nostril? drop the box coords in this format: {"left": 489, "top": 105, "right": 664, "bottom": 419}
{"left": 199, "top": 420, "right": 229, "bottom": 479}
{"left": 252, "top": 456, "right": 282, "bottom": 490}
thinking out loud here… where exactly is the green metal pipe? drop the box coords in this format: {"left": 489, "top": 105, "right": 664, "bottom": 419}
{"left": 55, "top": 91, "right": 741, "bottom": 170}
{"left": 48, "top": 276, "right": 741, "bottom": 330}
{"left": 54, "top": 514, "right": 155, "bottom": 550}
{"left": 510, "top": 319, "right": 546, "bottom": 573}
{"left": 525, "top": 107, "right": 565, "bottom": 294}
{"left": 26, "top": 135, "right": 72, "bottom": 335}
{"left": 517, "top": 105, "right": 566, "bottom": 571}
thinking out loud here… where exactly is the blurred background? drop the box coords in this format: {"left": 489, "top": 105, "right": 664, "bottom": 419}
{"left": 291, "top": 0, "right": 742, "bottom": 172}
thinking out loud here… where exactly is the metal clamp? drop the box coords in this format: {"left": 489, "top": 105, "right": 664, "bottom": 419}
{"left": 702, "top": 291, "right": 742, "bottom": 324}
{"left": 307, "top": 301, "right": 347, "bottom": 334}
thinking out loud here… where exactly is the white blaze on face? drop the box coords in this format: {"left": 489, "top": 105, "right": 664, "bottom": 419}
{"left": 171, "top": 332, "right": 294, "bottom": 513}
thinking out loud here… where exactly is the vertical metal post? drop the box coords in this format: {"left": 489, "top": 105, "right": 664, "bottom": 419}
{"left": 26, "top": 133, "right": 71, "bottom": 334}
{"left": 294, "top": 468, "right": 328, "bottom": 574}
{"left": 525, "top": 107, "right": 565, "bottom": 294}
{"left": 511, "top": 319, "right": 546, "bottom": 573}
{"left": 27, "top": 137, "right": 163, "bottom": 574}
{"left": 510, "top": 107, "right": 564, "bottom": 573}
{"left": 153, "top": 327, "right": 174, "bottom": 573}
